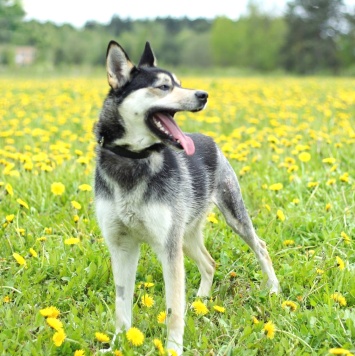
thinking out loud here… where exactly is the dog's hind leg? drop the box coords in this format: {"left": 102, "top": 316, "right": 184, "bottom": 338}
{"left": 214, "top": 158, "right": 280, "bottom": 293}
{"left": 184, "top": 226, "right": 216, "bottom": 297}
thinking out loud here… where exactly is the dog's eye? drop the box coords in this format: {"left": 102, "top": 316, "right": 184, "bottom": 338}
{"left": 158, "top": 84, "right": 170, "bottom": 91}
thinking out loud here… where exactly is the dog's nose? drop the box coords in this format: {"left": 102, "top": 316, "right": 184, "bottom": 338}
{"left": 195, "top": 91, "right": 208, "bottom": 101}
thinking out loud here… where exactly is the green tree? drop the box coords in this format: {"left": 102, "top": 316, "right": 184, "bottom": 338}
{"left": 0, "top": 0, "right": 25, "bottom": 42}
{"left": 282, "top": 0, "right": 344, "bottom": 74}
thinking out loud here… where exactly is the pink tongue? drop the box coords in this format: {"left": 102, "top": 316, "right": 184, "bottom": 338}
{"left": 154, "top": 113, "right": 195, "bottom": 155}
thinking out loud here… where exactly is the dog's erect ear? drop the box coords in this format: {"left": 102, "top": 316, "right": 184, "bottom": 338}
{"left": 138, "top": 41, "right": 157, "bottom": 67}
{"left": 106, "top": 41, "right": 135, "bottom": 89}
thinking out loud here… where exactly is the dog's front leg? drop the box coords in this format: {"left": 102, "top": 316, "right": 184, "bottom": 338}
{"left": 155, "top": 238, "right": 185, "bottom": 355}
{"left": 106, "top": 238, "right": 140, "bottom": 333}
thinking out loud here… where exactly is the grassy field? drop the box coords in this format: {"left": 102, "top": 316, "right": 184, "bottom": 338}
{"left": 0, "top": 76, "right": 354, "bottom": 356}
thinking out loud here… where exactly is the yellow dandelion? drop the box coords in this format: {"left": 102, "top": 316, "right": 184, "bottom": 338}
{"left": 307, "top": 181, "right": 319, "bottom": 188}
{"left": 71, "top": 200, "right": 82, "bottom": 210}
{"left": 191, "top": 300, "right": 209, "bottom": 315}
{"left": 73, "top": 215, "right": 80, "bottom": 222}
{"left": 143, "top": 282, "right": 155, "bottom": 288}
{"left": 51, "top": 182, "right": 65, "bottom": 196}
{"left": 157, "top": 311, "right": 167, "bottom": 324}
{"left": 283, "top": 239, "right": 294, "bottom": 246}
{"left": 141, "top": 294, "right": 154, "bottom": 308}
{"left": 207, "top": 212, "right": 218, "bottom": 224}
{"left": 74, "top": 350, "right": 85, "bottom": 356}
{"left": 53, "top": 329, "right": 66, "bottom": 347}
{"left": 252, "top": 316, "right": 259, "bottom": 324}
{"left": 95, "top": 332, "right": 110, "bottom": 343}
{"left": 113, "top": 351, "right": 123, "bottom": 356}
{"left": 3, "top": 295, "right": 11, "bottom": 303}
{"left": 13, "top": 253, "right": 26, "bottom": 267}
{"left": 327, "top": 178, "right": 336, "bottom": 186}
{"left": 153, "top": 339, "right": 165, "bottom": 355}
{"left": 276, "top": 209, "right": 285, "bottom": 221}
{"left": 292, "top": 198, "right": 300, "bottom": 204}
{"left": 239, "top": 165, "right": 251, "bottom": 176}
{"left": 29, "top": 248, "right": 38, "bottom": 257}
{"left": 213, "top": 305, "right": 225, "bottom": 313}
{"left": 17, "top": 198, "right": 29, "bottom": 209}
{"left": 168, "top": 350, "right": 178, "bottom": 356}
{"left": 316, "top": 269, "right": 325, "bottom": 275}
{"left": 269, "top": 183, "right": 283, "bottom": 191}
{"left": 263, "top": 320, "right": 276, "bottom": 339}
{"left": 325, "top": 203, "right": 332, "bottom": 212}
{"left": 336, "top": 256, "right": 345, "bottom": 271}
{"left": 40, "top": 306, "right": 60, "bottom": 318}
{"left": 331, "top": 292, "right": 347, "bottom": 307}
{"left": 126, "top": 327, "right": 144, "bottom": 346}
{"left": 6, "top": 214, "right": 15, "bottom": 223}
{"left": 298, "top": 152, "right": 311, "bottom": 162}
{"left": 79, "top": 184, "right": 92, "bottom": 192}
{"left": 322, "top": 157, "right": 336, "bottom": 164}
{"left": 64, "top": 237, "right": 80, "bottom": 245}
{"left": 44, "top": 227, "right": 52, "bottom": 234}
{"left": 281, "top": 300, "right": 298, "bottom": 311}
{"left": 340, "top": 231, "right": 351, "bottom": 245}
{"left": 264, "top": 204, "right": 271, "bottom": 212}
{"left": 5, "top": 183, "right": 14, "bottom": 196}
{"left": 329, "top": 347, "right": 353, "bottom": 355}
{"left": 46, "top": 317, "right": 63, "bottom": 331}
{"left": 37, "top": 237, "right": 47, "bottom": 242}
{"left": 339, "top": 172, "right": 349, "bottom": 183}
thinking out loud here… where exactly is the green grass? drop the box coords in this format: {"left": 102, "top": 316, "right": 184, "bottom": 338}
{"left": 0, "top": 76, "right": 354, "bottom": 355}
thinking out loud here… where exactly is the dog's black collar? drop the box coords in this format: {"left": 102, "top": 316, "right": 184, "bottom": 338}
{"left": 98, "top": 136, "right": 164, "bottom": 159}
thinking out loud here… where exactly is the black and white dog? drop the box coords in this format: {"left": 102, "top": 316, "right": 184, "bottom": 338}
{"left": 94, "top": 41, "right": 280, "bottom": 354}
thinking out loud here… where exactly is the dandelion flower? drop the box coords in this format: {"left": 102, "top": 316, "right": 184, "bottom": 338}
{"left": 316, "top": 269, "right": 324, "bottom": 275}
{"left": 46, "top": 317, "right": 63, "bottom": 331}
{"left": 263, "top": 320, "right": 276, "bottom": 339}
{"left": 336, "top": 256, "right": 345, "bottom": 271}
{"left": 276, "top": 209, "right": 285, "bottom": 221}
{"left": 113, "top": 351, "right": 123, "bottom": 356}
{"left": 78, "top": 184, "right": 92, "bottom": 191}
{"left": 40, "top": 306, "right": 60, "bottom": 318}
{"left": 340, "top": 231, "right": 351, "bottom": 245}
{"left": 29, "top": 248, "right": 38, "bottom": 257}
{"left": 168, "top": 349, "right": 178, "bottom": 356}
{"left": 126, "top": 327, "right": 144, "bottom": 346}
{"left": 329, "top": 347, "right": 353, "bottom": 355}
{"left": 53, "top": 329, "right": 66, "bottom": 347}
{"left": 153, "top": 339, "right": 165, "bottom": 355}
{"left": 191, "top": 300, "right": 209, "bottom": 315}
{"left": 64, "top": 237, "right": 80, "bottom": 245}
{"left": 157, "top": 311, "right": 167, "bottom": 324}
{"left": 17, "top": 198, "right": 29, "bottom": 209}
{"left": 322, "top": 157, "right": 336, "bottom": 164}
{"left": 307, "top": 181, "right": 319, "bottom": 188}
{"left": 252, "top": 316, "right": 259, "bottom": 324}
{"left": 95, "top": 332, "right": 110, "bottom": 343}
{"left": 327, "top": 178, "right": 336, "bottom": 186}
{"left": 5, "top": 183, "right": 14, "bottom": 196}
{"left": 51, "top": 182, "right": 65, "bottom": 196}
{"left": 331, "top": 292, "right": 347, "bottom": 307}
{"left": 6, "top": 214, "right": 15, "bottom": 223}
{"left": 283, "top": 239, "right": 294, "bottom": 246}
{"left": 143, "top": 282, "right": 155, "bottom": 288}
{"left": 207, "top": 212, "right": 218, "bottom": 224}
{"left": 298, "top": 152, "right": 311, "bottom": 162}
{"left": 292, "top": 198, "right": 300, "bottom": 204}
{"left": 213, "top": 305, "right": 225, "bottom": 313}
{"left": 325, "top": 203, "right": 331, "bottom": 212}
{"left": 281, "top": 300, "right": 297, "bottom": 312}
{"left": 339, "top": 172, "right": 349, "bottom": 183}
{"left": 141, "top": 294, "right": 154, "bottom": 308}
{"left": 13, "top": 253, "right": 26, "bottom": 267}
{"left": 71, "top": 200, "right": 82, "bottom": 210}
{"left": 269, "top": 183, "right": 283, "bottom": 191}
{"left": 3, "top": 296, "right": 11, "bottom": 303}
{"left": 74, "top": 350, "right": 85, "bottom": 356}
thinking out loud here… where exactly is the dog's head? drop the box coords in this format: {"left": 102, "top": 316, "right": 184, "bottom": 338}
{"left": 101, "top": 41, "right": 208, "bottom": 156}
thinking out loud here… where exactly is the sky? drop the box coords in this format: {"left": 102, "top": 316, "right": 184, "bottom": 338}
{"left": 22, "top": 0, "right": 288, "bottom": 28}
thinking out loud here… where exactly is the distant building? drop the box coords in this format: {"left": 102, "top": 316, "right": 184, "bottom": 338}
{"left": 14, "top": 46, "right": 36, "bottom": 65}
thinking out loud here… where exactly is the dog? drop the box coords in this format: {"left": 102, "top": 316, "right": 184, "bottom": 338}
{"left": 94, "top": 41, "right": 280, "bottom": 354}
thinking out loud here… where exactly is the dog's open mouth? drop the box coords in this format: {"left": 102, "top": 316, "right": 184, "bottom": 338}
{"left": 147, "top": 112, "right": 195, "bottom": 155}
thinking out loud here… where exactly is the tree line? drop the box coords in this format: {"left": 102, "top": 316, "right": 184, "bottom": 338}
{"left": 1, "top": 0, "right": 355, "bottom": 74}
